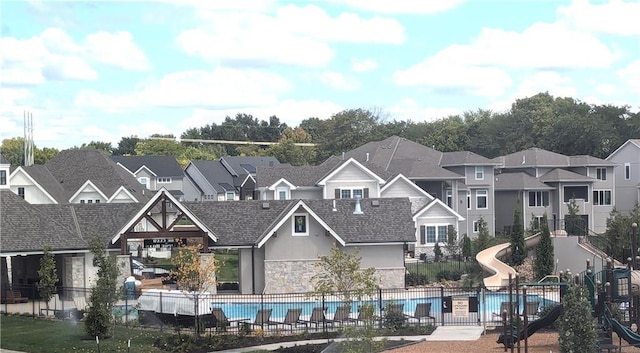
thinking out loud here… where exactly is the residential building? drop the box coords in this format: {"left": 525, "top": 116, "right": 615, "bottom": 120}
{"left": 112, "top": 155, "right": 186, "bottom": 200}
{"left": 8, "top": 149, "right": 148, "bottom": 204}
{"left": 0, "top": 154, "right": 9, "bottom": 190}
{"left": 606, "top": 139, "right": 640, "bottom": 214}
{"left": 184, "top": 156, "right": 281, "bottom": 202}
{"left": 494, "top": 148, "right": 616, "bottom": 234}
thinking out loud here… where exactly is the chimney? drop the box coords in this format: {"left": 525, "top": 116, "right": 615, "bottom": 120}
{"left": 353, "top": 195, "right": 363, "bottom": 215}
{"left": 366, "top": 152, "right": 369, "bottom": 162}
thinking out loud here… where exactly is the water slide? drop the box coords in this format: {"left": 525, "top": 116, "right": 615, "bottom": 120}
{"left": 476, "top": 234, "right": 541, "bottom": 288}
{"left": 496, "top": 304, "right": 563, "bottom": 347}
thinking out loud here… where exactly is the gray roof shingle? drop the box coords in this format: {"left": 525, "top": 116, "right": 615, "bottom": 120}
{"left": 112, "top": 155, "right": 184, "bottom": 177}
{"left": 188, "top": 160, "right": 235, "bottom": 193}
{"left": 494, "top": 172, "right": 555, "bottom": 191}
{"left": 220, "top": 156, "right": 281, "bottom": 176}
{"left": 539, "top": 168, "right": 596, "bottom": 183}
{"left": 440, "top": 151, "right": 501, "bottom": 166}
{"left": 21, "top": 165, "right": 67, "bottom": 202}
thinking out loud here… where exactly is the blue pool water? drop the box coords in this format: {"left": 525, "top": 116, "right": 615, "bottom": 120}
{"left": 211, "top": 293, "right": 558, "bottom": 321}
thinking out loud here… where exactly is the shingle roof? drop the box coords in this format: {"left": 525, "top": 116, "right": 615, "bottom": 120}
{"left": 185, "top": 198, "right": 415, "bottom": 246}
{"left": 494, "top": 172, "right": 555, "bottom": 191}
{"left": 112, "top": 155, "right": 184, "bottom": 177}
{"left": 0, "top": 154, "right": 9, "bottom": 165}
{"left": 440, "top": 151, "right": 500, "bottom": 166}
{"left": 539, "top": 168, "right": 595, "bottom": 183}
{"left": 568, "top": 155, "right": 615, "bottom": 167}
{"left": 495, "top": 148, "right": 570, "bottom": 168}
{"left": 21, "top": 165, "right": 67, "bottom": 202}
{"left": 187, "top": 160, "right": 235, "bottom": 193}
{"left": 43, "top": 149, "right": 149, "bottom": 202}
{"left": 220, "top": 156, "right": 281, "bottom": 176}
{"left": 0, "top": 190, "right": 140, "bottom": 253}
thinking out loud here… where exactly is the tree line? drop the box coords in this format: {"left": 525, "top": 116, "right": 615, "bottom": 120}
{"left": 1, "top": 92, "right": 638, "bottom": 167}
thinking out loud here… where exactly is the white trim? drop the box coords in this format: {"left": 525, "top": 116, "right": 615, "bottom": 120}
{"left": 133, "top": 165, "right": 157, "bottom": 177}
{"left": 107, "top": 185, "right": 140, "bottom": 203}
{"left": 8, "top": 167, "right": 59, "bottom": 204}
{"left": 267, "top": 178, "right": 297, "bottom": 190}
{"left": 157, "top": 177, "right": 172, "bottom": 184}
{"left": 0, "top": 249, "right": 93, "bottom": 256}
{"left": 475, "top": 166, "right": 484, "bottom": 180}
{"left": 317, "top": 158, "right": 385, "bottom": 186}
{"left": 476, "top": 189, "right": 488, "bottom": 209}
{"left": 606, "top": 139, "right": 640, "bottom": 160}
{"left": 292, "top": 213, "right": 309, "bottom": 236}
{"left": 240, "top": 174, "right": 255, "bottom": 188}
{"left": 257, "top": 200, "right": 345, "bottom": 248}
{"left": 111, "top": 188, "right": 217, "bottom": 244}
{"left": 418, "top": 224, "right": 450, "bottom": 245}
{"left": 275, "top": 187, "right": 290, "bottom": 200}
{"left": 413, "top": 198, "right": 465, "bottom": 221}
{"left": 115, "top": 162, "right": 136, "bottom": 176}
{"left": 338, "top": 187, "right": 364, "bottom": 199}
{"left": 380, "top": 174, "right": 434, "bottom": 199}
{"left": 68, "top": 180, "right": 109, "bottom": 203}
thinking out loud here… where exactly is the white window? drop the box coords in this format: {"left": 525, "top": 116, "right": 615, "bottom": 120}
{"left": 473, "top": 221, "right": 479, "bottom": 233}
{"left": 476, "top": 189, "right": 488, "bottom": 209}
{"left": 446, "top": 190, "right": 452, "bottom": 207}
{"left": 275, "top": 187, "right": 290, "bottom": 200}
{"left": 292, "top": 214, "right": 309, "bottom": 236}
{"left": 466, "top": 191, "right": 471, "bottom": 209}
{"left": 138, "top": 177, "right": 149, "bottom": 188}
{"left": 593, "top": 190, "right": 612, "bottom": 206}
{"left": 340, "top": 188, "right": 363, "bottom": 199}
{"left": 475, "top": 166, "right": 484, "bottom": 180}
{"left": 596, "top": 168, "right": 607, "bottom": 181}
{"left": 0, "top": 170, "right": 6, "bottom": 185}
{"left": 278, "top": 191, "right": 287, "bottom": 200}
{"left": 419, "top": 225, "right": 448, "bottom": 244}
{"left": 226, "top": 192, "right": 235, "bottom": 201}
{"left": 626, "top": 163, "right": 631, "bottom": 180}
{"left": 157, "top": 177, "right": 172, "bottom": 183}
{"left": 528, "top": 191, "right": 549, "bottom": 207}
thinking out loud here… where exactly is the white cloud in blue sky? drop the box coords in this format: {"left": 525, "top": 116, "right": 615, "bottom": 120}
{"left": 1, "top": 0, "right": 639, "bottom": 149}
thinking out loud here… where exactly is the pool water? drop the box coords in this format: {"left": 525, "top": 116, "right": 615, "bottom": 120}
{"left": 211, "top": 293, "right": 558, "bottom": 321}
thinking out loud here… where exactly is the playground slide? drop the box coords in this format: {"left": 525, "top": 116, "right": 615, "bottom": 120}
{"left": 497, "top": 305, "right": 563, "bottom": 347}
{"left": 608, "top": 315, "right": 640, "bottom": 346}
{"left": 476, "top": 234, "right": 540, "bottom": 288}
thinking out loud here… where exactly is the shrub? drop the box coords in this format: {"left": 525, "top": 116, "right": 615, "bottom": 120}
{"left": 436, "top": 269, "right": 462, "bottom": 281}
{"left": 405, "top": 272, "right": 428, "bottom": 286}
{"left": 382, "top": 303, "right": 406, "bottom": 330}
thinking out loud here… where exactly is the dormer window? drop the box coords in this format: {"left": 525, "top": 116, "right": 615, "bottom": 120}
{"left": 337, "top": 188, "right": 366, "bottom": 199}
{"left": 275, "top": 186, "right": 290, "bottom": 200}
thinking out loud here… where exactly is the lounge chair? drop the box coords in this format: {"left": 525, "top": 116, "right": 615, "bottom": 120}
{"left": 331, "top": 305, "right": 354, "bottom": 325}
{"left": 247, "top": 308, "right": 273, "bottom": 329}
{"left": 404, "top": 303, "right": 435, "bottom": 325}
{"left": 386, "top": 303, "right": 404, "bottom": 315}
{"left": 211, "top": 307, "right": 249, "bottom": 330}
{"left": 267, "top": 308, "right": 306, "bottom": 331}
{"left": 492, "top": 302, "right": 518, "bottom": 322}
{"left": 299, "top": 307, "right": 328, "bottom": 328}
{"left": 522, "top": 301, "right": 540, "bottom": 321}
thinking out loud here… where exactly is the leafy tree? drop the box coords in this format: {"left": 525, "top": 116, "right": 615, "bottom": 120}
{"left": 433, "top": 243, "right": 443, "bottom": 262}
{"left": 534, "top": 214, "right": 555, "bottom": 280}
{"left": 79, "top": 141, "right": 114, "bottom": 155}
{"left": 170, "top": 244, "right": 220, "bottom": 293}
{"left": 558, "top": 280, "right": 597, "bottom": 353}
{"left": 34, "top": 147, "right": 59, "bottom": 164}
{"left": 85, "top": 236, "right": 119, "bottom": 339}
{"left": 0, "top": 137, "right": 24, "bottom": 166}
{"left": 265, "top": 127, "right": 317, "bottom": 166}
{"left": 37, "top": 245, "right": 58, "bottom": 312}
{"left": 461, "top": 234, "right": 472, "bottom": 261}
{"left": 474, "top": 218, "right": 491, "bottom": 255}
{"left": 510, "top": 204, "right": 526, "bottom": 266}
{"left": 527, "top": 213, "right": 540, "bottom": 236}
{"left": 565, "top": 198, "right": 583, "bottom": 236}
{"left": 113, "top": 136, "right": 140, "bottom": 156}
{"left": 603, "top": 204, "right": 640, "bottom": 261}
{"left": 135, "top": 135, "right": 186, "bottom": 158}
{"left": 177, "top": 146, "right": 218, "bottom": 168}
{"left": 444, "top": 225, "right": 460, "bottom": 259}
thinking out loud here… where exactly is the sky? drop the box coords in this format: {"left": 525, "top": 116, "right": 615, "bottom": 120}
{"left": 1, "top": 0, "right": 639, "bottom": 150}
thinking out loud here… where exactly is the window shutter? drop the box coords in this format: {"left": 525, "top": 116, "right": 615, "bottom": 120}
{"left": 335, "top": 189, "right": 340, "bottom": 199}
{"left": 420, "top": 226, "right": 426, "bottom": 245}
{"left": 363, "top": 188, "right": 369, "bottom": 198}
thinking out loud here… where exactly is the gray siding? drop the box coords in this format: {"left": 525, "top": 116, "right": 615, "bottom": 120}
{"left": 608, "top": 143, "right": 639, "bottom": 214}
{"left": 495, "top": 191, "right": 519, "bottom": 235}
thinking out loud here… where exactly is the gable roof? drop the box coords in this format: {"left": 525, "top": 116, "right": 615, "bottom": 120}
{"left": 412, "top": 198, "right": 465, "bottom": 221}
{"left": 381, "top": 174, "right": 434, "bottom": 199}
{"left": 494, "top": 172, "right": 555, "bottom": 191}
{"left": 317, "top": 158, "right": 386, "bottom": 186}
{"left": 539, "top": 168, "right": 595, "bottom": 183}
{"left": 495, "top": 148, "right": 570, "bottom": 168}
{"left": 440, "top": 151, "right": 501, "bottom": 166}
{"left": 606, "top": 139, "right": 640, "bottom": 160}
{"left": 12, "top": 166, "right": 64, "bottom": 203}
{"left": 186, "top": 160, "right": 236, "bottom": 193}
{"left": 112, "top": 155, "right": 184, "bottom": 177}
{"left": 220, "top": 156, "right": 281, "bottom": 176}
{"left": 0, "top": 190, "right": 140, "bottom": 254}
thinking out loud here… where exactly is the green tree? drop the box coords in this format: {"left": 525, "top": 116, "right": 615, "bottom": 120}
{"left": 113, "top": 136, "right": 140, "bottom": 156}
{"left": 565, "top": 198, "right": 583, "bottom": 235}
{"left": 510, "top": 204, "right": 526, "bottom": 266}
{"left": 37, "top": 245, "right": 58, "bottom": 311}
{"left": 461, "top": 234, "right": 472, "bottom": 261}
{"left": 558, "top": 280, "right": 597, "bottom": 353}
{"left": 34, "top": 147, "right": 59, "bottom": 164}
{"left": 474, "top": 218, "right": 491, "bottom": 255}
{"left": 170, "top": 244, "right": 220, "bottom": 293}
{"left": 534, "top": 214, "right": 555, "bottom": 280}
{"left": 603, "top": 204, "right": 640, "bottom": 262}
{"left": 527, "top": 213, "right": 540, "bottom": 236}
{"left": 79, "top": 141, "right": 114, "bottom": 155}
{"left": 265, "top": 127, "right": 317, "bottom": 166}
{"left": 134, "top": 135, "right": 186, "bottom": 158}
{"left": 85, "top": 236, "right": 119, "bottom": 339}
{"left": 444, "top": 225, "right": 460, "bottom": 259}
{"left": 433, "top": 243, "right": 443, "bottom": 262}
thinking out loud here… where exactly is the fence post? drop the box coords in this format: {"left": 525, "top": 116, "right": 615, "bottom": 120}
{"left": 322, "top": 294, "right": 327, "bottom": 339}
{"left": 440, "top": 286, "right": 444, "bottom": 326}
{"left": 378, "top": 287, "right": 383, "bottom": 329}
{"left": 32, "top": 284, "right": 36, "bottom": 318}
{"left": 194, "top": 292, "right": 199, "bottom": 337}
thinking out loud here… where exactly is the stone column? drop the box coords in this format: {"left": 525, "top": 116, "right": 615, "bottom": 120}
{"left": 200, "top": 253, "right": 217, "bottom": 294}
{"left": 116, "top": 255, "right": 132, "bottom": 289}
{"left": 64, "top": 257, "right": 85, "bottom": 299}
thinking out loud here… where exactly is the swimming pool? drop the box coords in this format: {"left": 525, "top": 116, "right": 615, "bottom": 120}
{"left": 211, "top": 293, "right": 558, "bottom": 321}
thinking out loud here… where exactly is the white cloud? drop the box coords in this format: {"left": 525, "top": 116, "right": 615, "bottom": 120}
{"left": 618, "top": 59, "right": 640, "bottom": 95}
{"left": 157, "top": 0, "right": 275, "bottom": 12}
{"left": 1, "top": 28, "right": 150, "bottom": 85}
{"left": 352, "top": 58, "right": 378, "bottom": 72}
{"left": 488, "top": 71, "right": 577, "bottom": 111}
{"left": 596, "top": 83, "right": 617, "bottom": 96}
{"left": 85, "top": 31, "right": 151, "bottom": 71}
{"left": 387, "top": 98, "right": 462, "bottom": 122}
{"left": 320, "top": 71, "right": 360, "bottom": 91}
{"left": 75, "top": 68, "right": 290, "bottom": 110}
{"left": 182, "top": 99, "right": 344, "bottom": 130}
{"left": 330, "top": 0, "right": 465, "bottom": 14}
{"left": 558, "top": 0, "right": 640, "bottom": 36}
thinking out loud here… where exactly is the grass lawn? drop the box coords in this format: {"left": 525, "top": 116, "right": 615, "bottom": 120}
{"left": 0, "top": 315, "right": 165, "bottom": 353}
{"left": 405, "top": 260, "right": 474, "bottom": 280}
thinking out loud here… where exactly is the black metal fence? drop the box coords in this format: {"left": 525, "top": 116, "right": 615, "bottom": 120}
{"left": 1, "top": 283, "right": 562, "bottom": 335}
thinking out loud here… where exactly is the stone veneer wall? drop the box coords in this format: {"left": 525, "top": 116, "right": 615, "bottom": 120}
{"left": 263, "top": 260, "right": 406, "bottom": 294}
{"left": 64, "top": 257, "right": 85, "bottom": 297}
{"left": 200, "top": 253, "right": 217, "bottom": 294}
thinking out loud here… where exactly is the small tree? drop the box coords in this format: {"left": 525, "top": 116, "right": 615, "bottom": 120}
{"left": 170, "top": 243, "right": 220, "bottom": 293}
{"left": 444, "top": 225, "right": 460, "bottom": 259}
{"left": 310, "top": 245, "right": 382, "bottom": 353}
{"left": 37, "top": 245, "right": 58, "bottom": 312}
{"left": 433, "top": 243, "right": 443, "bottom": 262}
{"left": 85, "top": 236, "right": 119, "bottom": 339}
{"left": 558, "top": 280, "right": 597, "bottom": 353}
{"left": 534, "top": 213, "right": 555, "bottom": 280}
{"left": 474, "top": 218, "right": 491, "bottom": 255}
{"left": 527, "top": 213, "right": 540, "bottom": 235}
{"left": 510, "top": 205, "right": 526, "bottom": 266}
{"left": 565, "top": 198, "right": 582, "bottom": 235}
{"left": 461, "top": 234, "right": 472, "bottom": 261}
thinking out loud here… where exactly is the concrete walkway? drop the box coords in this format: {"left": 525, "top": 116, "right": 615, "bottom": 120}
{"left": 215, "top": 326, "right": 484, "bottom": 353}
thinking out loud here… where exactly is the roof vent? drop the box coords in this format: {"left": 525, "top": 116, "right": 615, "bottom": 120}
{"left": 366, "top": 152, "right": 369, "bottom": 162}
{"left": 262, "top": 202, "right": 270, "bottom": 209}
{"left": 353, "top": 195, "right": 363, "bottom": 215}
{"left": 332, "top": 199, "right": 337, "bottom": 212}
{"left": 371, "top": 200, "right": 379, "bottom": 207}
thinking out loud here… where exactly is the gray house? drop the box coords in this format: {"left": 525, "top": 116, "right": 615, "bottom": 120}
{"left": 494, "top": 148, "right": 616, "bottom": 234}
{"left": 606, "top": 139, "right": 640, "bottom": 214}
{"left": 112, "top": 155, "right": 186, "bottom": 200}
{"left": 184, "top": 156, "right": 281, "bottom": 202}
